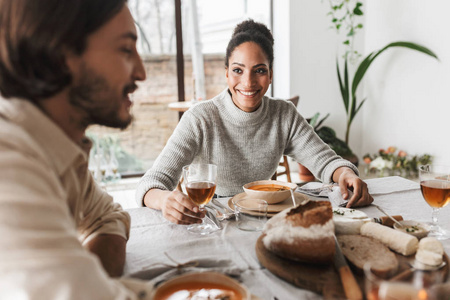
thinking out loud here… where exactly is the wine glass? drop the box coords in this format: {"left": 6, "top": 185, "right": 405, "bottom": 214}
{"left": 419, "top": 165, "right": 450, "bottom": 240}
{"left": 108, "top": 147, "right": 121, "bottom": 182}
{"left": 182, "top": 163, "right": 218, "bottom": 235}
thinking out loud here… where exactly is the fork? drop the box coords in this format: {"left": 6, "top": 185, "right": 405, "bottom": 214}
{"left": 204, "top": 206, "right": 223, "bottom": 229}
{"left": 209, "top": 200, "right": 235, "bottom": 221}
{"left": 296, "top": 183, "right": 335, "bottom": 197}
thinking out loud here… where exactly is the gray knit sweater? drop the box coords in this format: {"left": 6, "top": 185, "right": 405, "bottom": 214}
{"left": 135, "top": 89, "right": 358, "bottom": 205}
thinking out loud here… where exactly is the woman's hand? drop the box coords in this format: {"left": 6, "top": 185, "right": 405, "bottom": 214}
{"left": 333, "top": 167, "right": 373, "bottom": 207}
{"left": 144, "top": 189, "right": 205, "bottom": 224}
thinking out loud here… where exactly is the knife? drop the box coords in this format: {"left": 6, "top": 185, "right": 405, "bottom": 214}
{"left": 334, "top": 236, "right": 363, "bottom": 300}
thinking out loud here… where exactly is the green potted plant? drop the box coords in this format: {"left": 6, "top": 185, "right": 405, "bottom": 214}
{"left": 327, "top": 0, "right": 439, "bottom": 145}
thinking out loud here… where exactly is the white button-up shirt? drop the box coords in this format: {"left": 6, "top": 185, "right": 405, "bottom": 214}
{"left": 0, "top": 98, "right": 153, "bottom": 299}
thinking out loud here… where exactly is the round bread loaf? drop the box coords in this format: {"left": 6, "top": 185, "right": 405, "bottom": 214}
{"left": 262, "top": 200, "right": 335, "bottom": 264}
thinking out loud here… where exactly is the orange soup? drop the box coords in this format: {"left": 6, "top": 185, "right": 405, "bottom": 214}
{"left": 248, "top": 184, "right": 290, "bottom": 191}
{"left": 155, "top": 282, "right": 243, "bottom": 300}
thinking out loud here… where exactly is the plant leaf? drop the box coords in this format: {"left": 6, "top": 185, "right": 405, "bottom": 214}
{"left": 315, "top": 113, "right": 330, "bottom": 130}
{"left": 351, "top": 41, "right": 439, "bottom": 97}
{"left": 336, "top": 59, "right": 349, "bottom": 112}
{"left": 344, "top": 59, "right": 350, "bottom": 113}
{"left": 309, "top": 112, "right": 320, "bottom": 128}
{"left": 350, "top": 98, "right": 367, "bottom": 125}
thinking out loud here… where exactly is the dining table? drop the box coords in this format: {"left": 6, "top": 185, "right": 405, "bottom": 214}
{"left": 167, "top": 100, "right": 196, "bottom": 112}
{"left": 120, "top": 176, "right": 450, "bottom": 299}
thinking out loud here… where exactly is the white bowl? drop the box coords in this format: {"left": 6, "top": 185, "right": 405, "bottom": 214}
{"left": 243, "top": 180, "right": 298, "bottom": 204}
{"left": 393, "top": 220, "right": 430, "bottom": 239}
{"left": 151, "top": 271, "right": 250, "bottom": 300}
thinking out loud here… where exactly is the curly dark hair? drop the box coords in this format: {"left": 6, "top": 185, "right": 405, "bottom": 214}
{"left": 0, "top": 0, "right": 127, "bottom": 102}
{"left": 225, "top": 19, "right": 274, "bottom": 69}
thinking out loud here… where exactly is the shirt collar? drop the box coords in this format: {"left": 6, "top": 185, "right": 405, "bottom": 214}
{"left": 0, "top": 97, "right": 91, "bottom": 176}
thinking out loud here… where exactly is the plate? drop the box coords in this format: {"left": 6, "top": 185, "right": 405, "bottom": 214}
{"left": 228, "top": 192, "right": 309, "bottom": 217}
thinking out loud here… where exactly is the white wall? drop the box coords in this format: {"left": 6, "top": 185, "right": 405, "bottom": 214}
{"left": 363, "top": 0, "right": 450, "bottom": 165}
{"left": 273, "top": 0, "right": 365, "bottom": 155}
{"left": 274, "top": 0, "right": 450, "bottom": 165}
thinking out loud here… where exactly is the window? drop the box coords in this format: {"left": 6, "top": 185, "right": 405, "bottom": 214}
{"left": 87, "top": 0, "right": 271, "bottom": 182}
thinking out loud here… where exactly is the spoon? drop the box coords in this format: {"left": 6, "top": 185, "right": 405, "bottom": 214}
{"left": 389, "top": 260, "right": 446, "bottom": 282}
{"left": 409, "top": 260, "right": 446, "bottom": 271}
{"left": 372, "top": 204, "right": 404, "bottom": 228}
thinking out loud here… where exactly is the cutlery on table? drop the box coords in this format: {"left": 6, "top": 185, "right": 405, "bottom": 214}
{"left": 372, "top": 204, "right": 404, "bottom": 228}
{"left": 204, "top": 206, "right": 223, "bottom": 230}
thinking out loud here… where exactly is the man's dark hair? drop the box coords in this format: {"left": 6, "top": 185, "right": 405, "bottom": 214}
{"left": 0, "top": 0, "right": 127, "bottom": 102}
{"left": 225, "top": 19, "right": 274, "bottom": 69}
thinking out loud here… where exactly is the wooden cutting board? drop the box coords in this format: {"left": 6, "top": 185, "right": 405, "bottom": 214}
{"left": 255, "top": 235, "right": 345, "bottom": 298}
{"left": 255, "top": 234, "right": 449, "bottom": 299}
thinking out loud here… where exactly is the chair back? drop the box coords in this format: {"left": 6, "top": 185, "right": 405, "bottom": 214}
{"left": 287, "top": 95, "right": 300, "bottom": 107}
{"left": 274, "top": 95, "right": 300, "bottom": 182}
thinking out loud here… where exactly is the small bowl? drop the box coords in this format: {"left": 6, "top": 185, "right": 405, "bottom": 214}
{"left": 151, "top": 271, "right": 250, "bottom": 299}
{"left": 393, "top": 220, "right": 430, "bottom": 239}
{"left": 243, "top": 180, "right": 298, "bottom": 204}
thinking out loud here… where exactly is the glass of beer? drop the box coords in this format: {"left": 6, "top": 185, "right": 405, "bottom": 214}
{"left": 419, "top": 165, "right": 450, "bottom": 240}
{"left": 182, "top": 163, "right": 218, "bottom": 234}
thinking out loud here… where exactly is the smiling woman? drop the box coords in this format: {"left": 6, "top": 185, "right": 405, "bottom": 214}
{"left": 225, "top": 20, "right": 274, "bottom": 112}
{"left": 136, "top": 19, "right": 372, "bottom": 226}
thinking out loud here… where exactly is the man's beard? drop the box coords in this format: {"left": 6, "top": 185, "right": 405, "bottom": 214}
{"left": 68, "top": 63, "right": 136, "bottom": 130}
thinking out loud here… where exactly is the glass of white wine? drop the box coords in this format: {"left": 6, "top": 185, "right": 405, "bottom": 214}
{"left": 419, "top": 165, "right": 450, "bottom": 240}
{"left": 182, "top": 163, "right": 218, "bottom": 235}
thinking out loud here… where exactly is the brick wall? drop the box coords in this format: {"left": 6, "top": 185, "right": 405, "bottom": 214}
{"left": 88, "top": 53, "right": 226, "bottom": 170}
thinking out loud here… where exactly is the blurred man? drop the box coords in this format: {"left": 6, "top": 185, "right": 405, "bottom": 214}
{"left": 0, "top": 0, "right": 153, "bottom": 298}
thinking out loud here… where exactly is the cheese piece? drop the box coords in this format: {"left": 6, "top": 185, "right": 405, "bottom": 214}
{"left": 415, "top": 237, "right": 444, "bottom": 266}
{"left": 360, "top": 222, "right": 419, "bottom": 256}
{"left": 334, "top": 216, "right": 365, "bottom": 235}
{"left": 419, "top": 237, "right": 444, "bottom": 256}
{"left": 333, "top": 207, "right": 369, "bottom": 235}
{"left": 332, "top": 207, "right": 368, "bottom": 219}
{"left": 416, "top": 249, "right": 443, "bottom": 266}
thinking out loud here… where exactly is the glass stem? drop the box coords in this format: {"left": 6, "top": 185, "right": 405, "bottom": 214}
{"left": 431, "top": 208, "right": 440, "bottom": 231}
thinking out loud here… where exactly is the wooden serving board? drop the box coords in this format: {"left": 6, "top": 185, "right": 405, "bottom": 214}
{"left": 255, "top": 235, "right": 449, "bottom": 299}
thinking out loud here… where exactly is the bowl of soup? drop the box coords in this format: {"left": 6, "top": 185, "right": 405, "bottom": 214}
{"left": 243, "top": 180, "right": 298, "bottom": 204}
{"left": 151, "top": 271, "right": 250, "bottom": 300}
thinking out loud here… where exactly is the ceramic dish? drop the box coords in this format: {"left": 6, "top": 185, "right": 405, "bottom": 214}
{"left": 393, "top": 220, "right": 430, "bottom": 239}
{"left": 151, "top": 271, "right": 250, "bottom": 300}
{"left": 243, "top": 180, "right": 298, "bottom": 204}
{"left": 228, "top": 191, "right": 309, "bottom": 217}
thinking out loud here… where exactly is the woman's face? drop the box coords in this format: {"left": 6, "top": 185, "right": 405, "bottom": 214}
{"left": 226, "top": 42, "right": 272, "bottom": 112}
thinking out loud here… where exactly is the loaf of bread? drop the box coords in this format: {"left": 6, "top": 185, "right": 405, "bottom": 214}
{"left": 360, "top": 222, "right": 418, "bottom": 256}
{"left": 415, "top": 237, "right": 444, "bottom": 266}
{"left": 337, "top": 235, "right": 398, "bottom": 277}
{"left": 262, "top": 200, "right": 335, "bottom": 264}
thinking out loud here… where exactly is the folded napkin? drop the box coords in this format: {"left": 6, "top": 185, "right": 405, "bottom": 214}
{"left": 328, "top": 187, "right": 353, "bottom": 207}
{"left": 299, "top": 176, "right": 420, "bottom": 207}
{"left": 296, "top": 182, "right": 336, "bottom": 198}
{"left": 365, "top": 176, "right": 419, "bottom": 195}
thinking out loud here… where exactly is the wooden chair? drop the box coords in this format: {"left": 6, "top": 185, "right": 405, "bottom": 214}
{"left": 274, "top": 95, "right": 300, "bottom": 182}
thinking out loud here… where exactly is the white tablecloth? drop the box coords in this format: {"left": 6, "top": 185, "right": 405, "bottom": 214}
{"left": 123, "top": 176, "right": 450, "bottom": 300}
